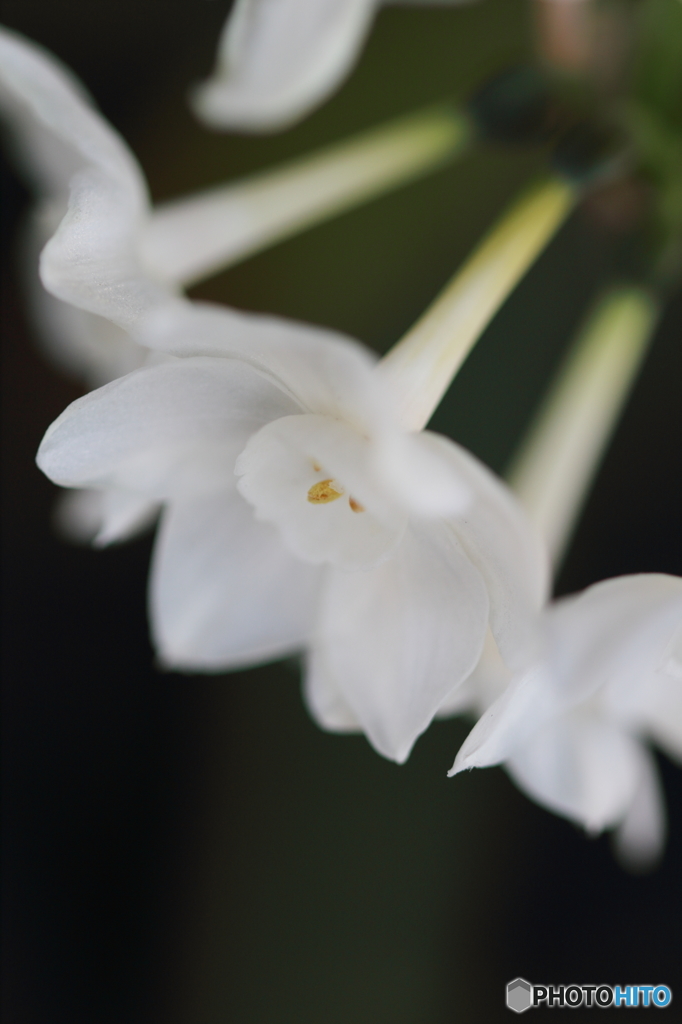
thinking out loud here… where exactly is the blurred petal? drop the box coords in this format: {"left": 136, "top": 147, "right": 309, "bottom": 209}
{"left": 311, "top": 522, "right": 489, "bottom": 763}
{"left": 21, "top": 208, "right": 147, "bottom": 387}
{"left": 425, "top": 432, "right": 550, "bottom": 668}
{"left": 53, "top": 486, "right": 159, "bottom": 545}
{"left": 449, "top": 661, "right": 554, "bottom": 774}
{"left": 548, "top": 574, "right": 682, "bottom": 708}
{"left": 612, "top": 748, "right": 666, "bottom": 873}
{"left": 140, "top": 300, "right": 386, "bottom": 432}
{"left": 304, "top": 646, "right": 362, "bottom": 732}
{"left": 53, "top": 488, "right": 107, "bottom": 544}
{"left": 375, "top": 428, "right": 472, "bottom": 517}
{"left": 0, "top": 27, "right": 172, "bottom": 330}
{"left": 633, "top": 624, "right": 682, "bottom": 764}
{"left": 0, "top": 27, "right": 139, "bottom": 200}
{"left": 94, "top": 489, "right": 160, "bottom": 546}
{"left": 506, "top": 716, "right": 643, "bottom": 834}
{"left": 236, "top": 414, "right": 407, "bottom": 569}
{"left": 36, "top": 357, "right": 300, "bottom": 499}
{"left": 150, "top": 492, "right": 322, "bottom": 670}
{"left": 191, "top": 0, "right": 377, "bottom": 131}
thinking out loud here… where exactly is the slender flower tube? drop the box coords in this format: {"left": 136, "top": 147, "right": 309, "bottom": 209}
{"left": 507, "top": 286, "right": 660, "bottom": 566}
{"left": 192, "top": 0, "right": 477, "bottom": 133}
{"left": 447, "top": 286, "right": 679, "bottom": 868}
{"left": 379, "top": 177, "right": 575, "bottom": 429}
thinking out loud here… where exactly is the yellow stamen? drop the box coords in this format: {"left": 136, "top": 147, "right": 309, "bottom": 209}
{"left": 349, "top": 497, "right": 365, "bottom": 513}
{"left": 308, "top": 479, "right": 344, "bottom": 504}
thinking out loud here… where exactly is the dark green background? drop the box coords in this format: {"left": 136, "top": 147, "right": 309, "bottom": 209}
{"left": 1, "top": 2, "right": 680, "bottom": 1021}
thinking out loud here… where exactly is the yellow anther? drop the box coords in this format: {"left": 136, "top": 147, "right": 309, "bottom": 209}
{"left": 349, "top": 497, "right": 365, "bottom": 513}
{"left": 307, "top": 479, "right": 344, "bottom": 504}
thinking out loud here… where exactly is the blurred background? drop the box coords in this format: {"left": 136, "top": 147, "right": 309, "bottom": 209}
{"left": 1, "top": 1, "right": 680, "bottom": 1021}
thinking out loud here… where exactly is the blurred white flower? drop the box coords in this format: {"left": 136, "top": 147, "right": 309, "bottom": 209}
{"left": 192, "top": 0, "right": 476, "bottom": 132}
{"left": 449, "top": 574, "right": 682, "bottom": 869}
{"left": 0, "top": 25, "right": 469, "bottom": 542}
{"left": 0, "top": 26, "right": 466, "bottom": 387}
{"left": 37, "top": 294, "right": 548, "bottom": 764}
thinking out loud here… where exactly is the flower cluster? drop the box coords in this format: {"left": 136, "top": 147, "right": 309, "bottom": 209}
{"left": 2, "top": 0, "right": 680, "bottom": 872}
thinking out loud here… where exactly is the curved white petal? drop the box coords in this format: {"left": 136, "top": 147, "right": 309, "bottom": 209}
{"left": 140, "top": 300, "right": 387, "bottom": 434}
{"left": 53, "top": 486, "right": 159, "bottom": 545}
{"left": 374, "top": 428, "right": 472, "bottom": 518}
{"left": 304, "top": 646, "right": 362, "bottom": 732}
{"left": 506, "top": 715, "right": 643, "bottom": 834}
{"left": 22, "top": 208, "right": 147, "bottom": 386}
{"left": 422, "top": 432, "right": 549, "bottom": 669}
{"left": 311, "top": 522, "right": 489, "bottom": 763}
{"left": 236, "top": 414, "right": 407, "bottom": 569}
{"left": 547, "top": 574, "right": 682, "bottom": 710}
{"left": 94, "top": 489, "right": 161, "bottom": 546}
{"left": 36, "top": 357, "right": 300, "bottom": 499}
{"left": 53, "top": 487, "right": 107, "bottom": 544}
{"left": 0, "top": 27, "right": 173, "bottom": 331}
{"left": 630, "top": 623, "right": 682, "bottom": 764}
{"left": 449, "top": 658, "right": 558, "bottom": 774}
{"left": 191, "top": 0, "right": 377, "bottom": 132}
{"left": 612, "top": 748, "right": 666, "bottom": 872}
{"left": 150, "top": 492, "right": 322, "bottom": 670}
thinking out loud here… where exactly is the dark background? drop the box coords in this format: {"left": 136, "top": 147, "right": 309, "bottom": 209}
{"left": 1, "top": 1, "right": 680, "bottom": 1021}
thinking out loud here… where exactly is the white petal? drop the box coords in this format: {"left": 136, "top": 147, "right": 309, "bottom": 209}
{"left": 304, "top": 646, "right": 362, "bottom": 732}
{"left": 150, "top": 492, "right": 323, "bottom": 670}
{"left": 36, "top": 356, "right": 300, "bottom": 499}
{"left": 140, "top": 300, "right": 386, "bottom": 433}
{"left": 374, "top": 428, "right": 471, "bottom": 517}
{"left": 94, "top": 489, "right": 160, "bottom": 546}
{"left": 506, "top": 715, "right": 643, "bottom": 834}
{"left": 423, "top": 432, "right": 550, "bottom": 668}
{"left": 53, "top": 487, "right": 107, "bottom": 544}
{"left": 548, "top": 574, "right": 682, "bottom": 710}
{"left": 311, "top": 522, "right": 489, "bottom": 762}
{"left": 20, "top": 208, "right": 148, "bottom": 387}
{"left": 191, "top": 0, "right": 377, "bottom": 131}
{"left": 633, "top": 623, "right": 682, "bottom": 764}
{"left": 0, "top": 28, "right": 172, "bottom": 330}
{"left": 612, "top": 748, "right": 666, "bottom": 872}
{"left": 449, "top": 660, "right": 554, "bottom": 773}
{"left": 236, "top": 414, "right": 407, "bottom": 569}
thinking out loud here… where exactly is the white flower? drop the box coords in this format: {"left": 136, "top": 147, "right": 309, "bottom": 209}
{"left": 192, "top": 0, "right": 476, "bottom": 132}
{"left": 37, "top": 295, "right": 548, "bottom": 764}
{"left": 449, "top": 574, "right": 682, "bottom": 869}
{"left": 0, "top": 25, "right": 465, "bottom": 388}
{"left": 0, "top": 25, "right": 467, "bottom": 542}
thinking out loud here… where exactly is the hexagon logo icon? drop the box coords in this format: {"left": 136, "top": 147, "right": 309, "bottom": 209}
{"left": 507, "top": 978, "right": 533, "bottom": 1013}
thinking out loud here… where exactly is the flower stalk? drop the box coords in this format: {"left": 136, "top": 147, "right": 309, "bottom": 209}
{"left": 140, "top": 104, "right": 470, "bottom": 287}
{"left": 507, "top": 285, "right": 660, "bottom": 567}
{"left": 379, "top": 177, "right": 576, "bottom": 430}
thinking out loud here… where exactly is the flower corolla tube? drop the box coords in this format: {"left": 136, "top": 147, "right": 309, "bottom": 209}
{"left": 449, "top": 574, "right": 682, "bottom": 870}
{"left": 37, "top": 290, "right": 549, "bottom": 764}
{"left": 192, "top": 0, "right": 477, "bottom": 132}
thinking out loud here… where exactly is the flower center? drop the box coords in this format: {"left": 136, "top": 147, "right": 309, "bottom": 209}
{"left": 308, "top": 479, "right": 344, "bottom": 504}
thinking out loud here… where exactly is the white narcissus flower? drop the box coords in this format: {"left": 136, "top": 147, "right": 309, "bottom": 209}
{"left": 37, "top": 291, "right": 549, "bottom": 764}
{"left": 449, "top": 575, "right": 682, "bottom": 869}
{"left": 0, "top": 25, "right": 468, "bottom": 541}
{"left": 192, "top": 0, "right": 477, "bottom": 132}
{"left": 35, "top": 172, "right": 573, "bottom": 763}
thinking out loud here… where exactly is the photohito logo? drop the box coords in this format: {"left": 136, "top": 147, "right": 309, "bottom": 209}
{"left": 506, "top": 979, "right": 673, "bottom": 1012}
